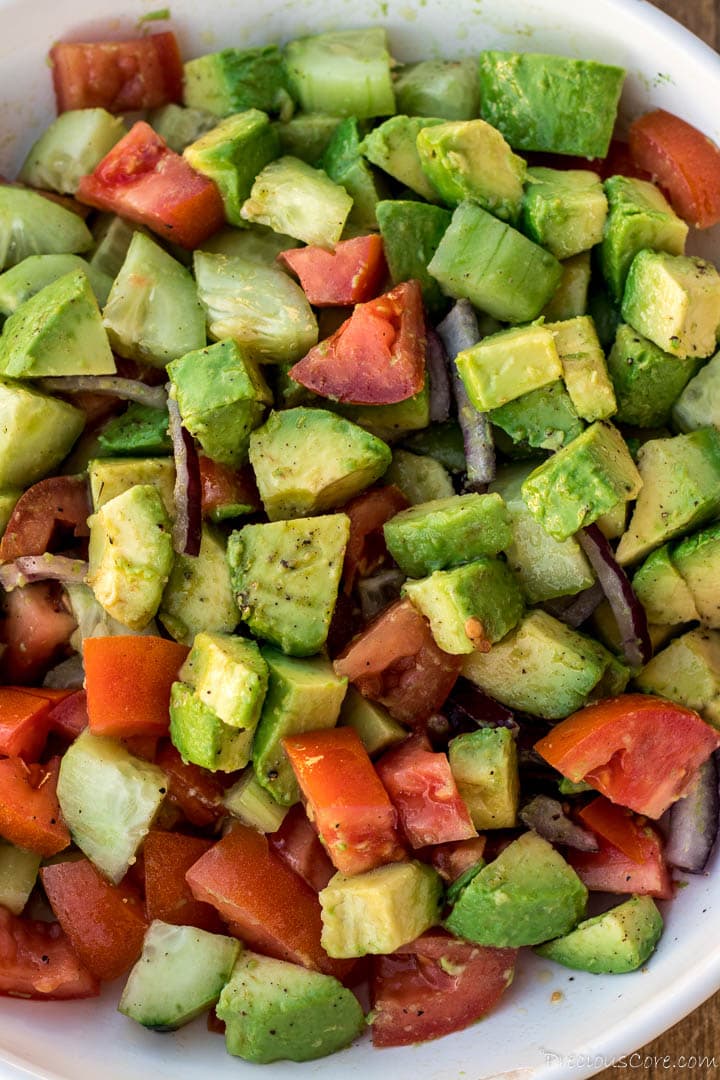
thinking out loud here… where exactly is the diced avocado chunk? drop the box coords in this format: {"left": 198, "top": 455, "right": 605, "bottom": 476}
{"left": 376, "top": 200, "right": 451, "bottom": 317}
{"left": 0, "top": 254, "right": 112, "bottom": 317}
{"left": 218, "top": 950, "right": 365, "bottom": 1063}
{"left": 241, "top": 156, "right": 352, "bottom": 248}
{"left": 417, "top": 119, "right": 526, "bottom": 222}
{"left": 19, "top": 108, "right": 125, "bottom": 194}
{"left": 428, "top": 202, "right": 562, "bottom": 323}
{"left": 120, "top": 921, "right": 240, "bottom": 1031}
{"left": 159, "top": 524, "right": 238, "bottom": 645}
{"left": 522, "top": 168, "right": 607, "bottom": 260}
{"left": 607, "top": 323, "right": 699, "bottom": 428}
{"left": 0, "top": 379, "right": 83, "bottom": 488}
{"left": 87, "top": 484, "right": 173, "bottom": 631}
{"left": 250, "top": 407, "right": 390, "bottom": 521}
{"left": 88, "top": 457, "right": 175, "bottom": 517}
{"left": 0, "top": 269, "right": 114, "bottom": 378}
{"left": 181, "top": 632, "right": 268, "bottom": 731}
{"left": 384, "top": 448, "right": 454, "bottom": 504}
{"left": 253, "top": 647, "right": 346, "bottom": 805}
{"left": 339, "top": 687, "right": 406, "bottom": 757}
{"left": 184, "top": 109, "right": 280, "bottom": 227}
{"left": 319, "top": 117, "right": 389, "bottom": 231}
{"left": 0, "top": 186, "right": 93, "bottom": 270}
{"left": 462, "top": 610, "right": 617, "bottom": 719}
{"left": 547, "top": 316, "right": 617, "bottom": 423}
{"left": 616, "top": 428, "right": 720, "bottom": 565}
{"left": 183, "top": 45, "right": 290, "bottom": 118}
{"left": 632, "top": 544, "right": 701, "bottom": 625}
{"left": 394, "top": 58, "right": 479, "bottom": 121}
{"left": 600, "top": 177, "right": 688, "bottom": 302}
{"left": 57, "top": 729, "right": 167, "bottom": 883}
{"left": 0, "top": 841, "right": 41, "bottom": 915}
{"left": 448, "top": 728, "right": 519, "bottom": 829}
{"left": 636, "top": 629, "right": 720, "bottom": 726}
{"left": 228, "top": 515, "right": 349, "bottom": 657}
{"left": 403, "top": 422, "right": 466, "bottom": 474}
{"left": 522, "top": 421, "right": 642, "bottom": 541}
{"left": 478, "top": 51, "right": 624, "bottom": 158}
{"left": 98, "top": 404, "right": 171, "bottom": 457}
{"left": 384, "top": 492, "right": 511, "bottom": 578}
{"left": 671, "top": 522, "right": 720, "bottom": 628}
{"left": 319, "top": 862, "right": 442, "bottom": 958}
{"left": 456, "top": 323, "right": 562, "bottom": 412}
{"left": 490, "top": 381, "right": 583, "bottom": 452}
{"left": 673, "top": 348, "right": 720, "bottom": 432}
{"left": 222, "top": 768, "right": 289, "bottom": 832}
{"left": 194, "top": 251, "right": 318, "bottom": 364}
{"left": 275, "top": 113, "right": 342, "bottom": 164}
{"left": 170, "top": 680, "right": 254, "bottom": 772}
{"left": 338, "top": 382, "right": 431, "bottom": 443}
{"left": 148, "top": 103, "right": 217, "bottom": 152}
{"left": 284, "top": 29, "right": 395, "bottom": 119}
{"left": 361, "top": 116, "right": 444, "bottom": 202}
{"left": 542, "top": 252, "right": 592, "bottom": 321}
{"left": 444, "top": 831, "right": 587, "bottom": 947}
{"left": 621, "top": 250, "right": 720, "bottom": 360}
{"left": 536, "top": 895, "right": 662, "bottom": 973}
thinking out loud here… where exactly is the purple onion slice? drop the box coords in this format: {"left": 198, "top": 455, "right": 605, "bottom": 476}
{"left": 663, "top": 755, "right": 719, "bottom": 873}
{"left": 425, "top": 329, "right": 451, "bottom": 423}
{"left": 0, "top": 555, "right": 88, "bottom": 591}
{"left": 520, "top": 795, "right": 599, "bottom": 851}
{"left": 443, "top": 677, "right": 519, "bottom": 735}
{"left": 167, "top": 395, "right": 202, "bottom": 558}
{"left": 38, "top": 375, "right": 168, "bottom": 411}
{"left": 543, "top": 582, "right": 605, "bottom": 629}
{"left": 577, "top": 523, "right": 652, "bottom": 668}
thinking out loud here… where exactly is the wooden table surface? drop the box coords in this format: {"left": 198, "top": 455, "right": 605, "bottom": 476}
{"left": 595, "top": 2, "right": 720, "bottom": 1076}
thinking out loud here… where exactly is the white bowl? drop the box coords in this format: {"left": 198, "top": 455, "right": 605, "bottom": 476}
{"left": 1, "top": 1, "right": 719, "bottom": 1078}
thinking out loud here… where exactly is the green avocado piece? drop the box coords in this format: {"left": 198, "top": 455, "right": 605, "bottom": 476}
{"left": 587, "top": 284, "right": 622, "bottom": 351}
{"left": 88, "top": 457, "right": 175, "bottom": 517}
{"left": 181, "top": 632, "right": 268, "bottom": 731}
{"left": 19, "top": 108, "right": 126, "bottom": 195}
{"left": 478, "top": 51, "right": 624, "bottom": 158}
{"left": 635, "top": 629, "right": 720, "bottom": 726}
{"left": 319, "top": 862, "right": 442, "bottom": 958}
{"left": 632, "top": 544, "right": 701, "bottom": 626}
{"left": 428, "top": 202, "right": 562, "bottom": 323}
{"left": 522, "top": 167, "right": 607, "bottom": 260}
{"left": 253, "top": 647, "right": 347, "bottom": 805}
{"left": 607, "top": 323, "right": 700, "bottom": 428}
{"left": 403, "top": 422, "right": 466, "bottom": 474}
{"left": 339, "top": 687, "right": 406, "bottom": 758}
{"left": 227, "top": 514, "right": 349, "bottom": 657}
{"left": 521, "top": 421, "right": 642, "bottom": 542}
{"left": 0, "top": 185, "right": 93, "bottom": 270}
{"left": 240, "top": 156, "right": 353, "bottom": 248}
{"left": 275, "top": 113, "right": 342, "bottom": 164}
{"left": 622, "top": 250, "right": 720, "bottom": 360}
{"left": 0, "top": 379, "right": 83, "bottom": 488}
{"left": 218, "top": 950, "right": 365, "bottom": 1063}
{"left": 249, "top": 407, "right": 390, "bottom": 521}
{"left": 337, "top": 381, "right": 431, "bottom": 442}
{"left": 183, "top": 45, "right": 291, "bottom": 118}
{"left": 445, "top": 831, "right": 587, "bottom": 947}
{"left": 320, "top": 117, "right": 389, "bottom": 231}
{"left": 456, "top": 323, "right": 562, "bottom": 412}
{"left": 0, "top": 269, "right": 114, "bottom": 378}
{"left": 394, "top": 59, "right": 479, "bottom": 121}
{"left": 535, "top": 895, "right": 662, "bottom": 974}
{"left": 0, "top": 253, "right": 112, "bottom": 317}
{"left": 98, "top": 404, "right": 171, "bottom": 457}
{"left": 672, "top": 348, "right": 720, "bottom": 433}
{"left": 362, "top": 115, "right": 445, "bottom": 202}
{"left": 168, "top": 340, "right": 272, "bottom": 469}
{"left": 148, "top": 103, "right": 217, "bottom": 152}
{"left": 547, "top": 316, "right": 617, "bottom": 423}
{"left": 542, "top": 252, "right": 592, "bottom": 321}
{"left": 169, "top": 680, "right": 255, "bottom": 772}
{"left": 383, "top": 448, "right": 454, "bottom": 504}
{"left": 222, "top": 768, "right": 289, "bottom": 832}
{"left": 284, "top": 28, "right": 395, "bottom": 119}
{"left": 159, "top": 525, "right": 238, "bottom": 646}
{"left": 448, "top": 728, "right": 519, "bottom": 830}
{"left": 490, "top": 381, "right": 583, "bottom": 452}
{"left": 184, "top": 109, "right": 280, "bottom": 227}
{"left": 0, "top": 841, "right": 41, "bottom": 915}
{"left": 384, "top": 492, "right": 511, "bottom": 578}
{"left": 403, "top": 557, "right": 524, "bottom": 655}
{"left": 376, "top": 200, "right": 451, "bottom": 317}
{"left": 672, "top": 521, "right": 720, "bottom": 628}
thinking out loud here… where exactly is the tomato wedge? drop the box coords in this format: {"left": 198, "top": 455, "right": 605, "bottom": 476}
{"left": 199, "top": 456, "right": 261, "bottom": 521}
{"left": 268, "top": 804, "right": 335, "bottom": 892}
{"left": 289, "top": 280, "right": 426, "bottom": 405}
{"left": 567, "top": 834, "right": 672, "bottom": 900}
{"left": 0, "top": 477, "right": 91, "bottom": 563}
{"left": 0, "top": 907, "right": 99, "bottom": 1000}
{"left": 76, "top": 121, "right": 226, "bottom": 249}
{"left": 47, "top": 690, "right": 89, "bottom": 741}
{"left": 577, "top": 796, "right": 648, "bottom": 863}
{"left": 50, "top": 33, "right": 183, "bottom": 113}
{"left": 278, "top": 234, "right": 388, "bottom": 306}
{"left": 534, "top": 694, "right": 720, "bottom": 819}
{"left": 0, "top": 756, "right": 70, "bottom": 856}
{"left": 629, "top": 108, "right": 720, "bottom": 228}
{"left": 341, "top": 484, "right": 409, "bottom": 593}
{"left": 371, "top": 930, "right": 517, "bottom": 1047}
{"left": 334, "top": 598, "right": 462, "bottom": 726}
{"left": 0, "top": 582, "right": 77, "bottom": 685}
{"left": 155, "top": 741, "right": 227, "bottom": 827}
{"left": 143, "top": 831, "right": 224, "bottom": 933}
{"left": 282, "top": 727, "right": 407, "bottom": 875}
{"left": 0, "top": 688, "right": 52, "bottom": 760}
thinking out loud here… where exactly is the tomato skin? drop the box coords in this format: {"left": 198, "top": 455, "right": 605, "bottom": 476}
{"left": 577, "top": 796, "right": 647, "bottom": 863}
{"left": 567, "top": 836, "right": 672, "bottom": 900}
{"left": 0, "top": 756, "right": 70, "bottom": 856}
{"left": 278, "top": 234, "right": 388, "bottom": 306}
{"left": 50, "top": 33, "right": 183, "bottom": 113}
{"left": 0, "top": 477, "right": 91, "bottom": 563}
{"left": 143, "top": 831, "right": 224, "bottom": 933}
{"left": 0, "top": 582, "right": 77, "bottom": 685}
{"left": 199, "top": 456, "right": 261, "bottom": 520}
{"left": 155, "top": 741, "right": 227, "bottom": 827}
{"left": 534, "top": 694, "right": 720, "bottom": 819}
{"left": 267, "top": 804, "right": 335, "bottom": 892}
{"left": 334, "top": 599, "right": 462, "bottom": 726}
{"left": 341, "top": 484, "right": 409, "bottom": 593}
{"left": 76, "top": 122, "right": 225, "bottom": 249}
{"left": 629, "top": 109, "right": 720, "bottom": 228}
{"left": 419, "top": 836, "right": 487, "bottom": 881}
{"left": 0, "top": 907, "right": 99, "bottom": 1000}
{"left": 376, "top": 734, "right": 477, "bottom": 849}
{"left": 371, "top": 930, "right": 517, "bottom": 1047}
{"left": 0, "top": 688, "right": 52, "bottom": 761}
{"left": 289, "top": 280, "right": 427, "bottom": 405}
{"left": 282, "top": 727, "right": 407, "bottom": 875}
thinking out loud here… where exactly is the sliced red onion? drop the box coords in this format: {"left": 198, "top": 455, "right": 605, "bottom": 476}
{"left": 0, "top": 555, "right": 88, "bottom": 591}
{"left": 38, "top": 376, "right": 168, "bottom": 411}
{"left": 577, "top": 523, "right": 652, "bottom": 668}
{"left": 443, "top": 677, "right": 519, "bottom": 736}
{"left": 520, "top": 795, "right": 599, "bottom": 852}
{"left": 357, "top": 568, "right": 404, "bottom": 622}
{"left": 436, "top": 300, "right": 495, "bottom": 489}
{"left": 543, "top": 583, "right": 605, "bottom": 628}
{"left": 425, "top": 329, "right": 451, "bottom": 424}
{"left": 167, "top": 395, "right": 202, "bottom": 558}
{"left": 663, "top": 755, "right": 719, "bottom": 873}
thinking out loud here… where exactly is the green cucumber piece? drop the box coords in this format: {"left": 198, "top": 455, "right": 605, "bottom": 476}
{"left": 19, "top": 109, "right": 125, "bottom": 194}
{"left": 284, "top": 29, "right": 395, "bottom": 119}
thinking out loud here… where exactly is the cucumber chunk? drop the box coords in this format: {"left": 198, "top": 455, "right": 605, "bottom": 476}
{"left": 0, "top": 254, "right": 112, "bottom": 316}
{"left": 0, "top": 841, "right": 41, "bottom": 915}
{"left": 240, "top": 156, "right": 353, "bottom": 248}
{"left": 19, "top": 108, "right": 125, "bottom": 194}
{"left": 284, "top": 28, "right": 395, "bottom": 119}
{"left": 0, "top": 187, "right": 92, "bottom": 270}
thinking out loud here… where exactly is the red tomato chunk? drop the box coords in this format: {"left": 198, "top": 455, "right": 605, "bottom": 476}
{"left": 278, "top": 234, "right": 388, "bottom": 306}
{"left": 341, "top": 484, "right": 408, "bottom": 593}
{"left": 267, "top": 804, "right": 335, "bottom": 893}
{"left": 199, "top": 456, "right": 261, "bottom": 520}
{"left": 0, "top": 582, "right": 76, "bottom": 685}
{"left": 0, "top": 688, "right": 52, "bottom": 761}
{"left": 0, "top": 476, "right": 90, "bottom": 563}
{"left": 155, "top": 741, "right": 227, "bottom": 827}
{"left": 0, "top": 756, "right": 70, "bottom": 856}
{"left": 0, "top": 907, "right": 99, "bottom": 1000}
{"left": 143, "top": 831, "right": 224, "bottom": 933}
{"left": 50, "top": 33, "right": 183, "bottom": 113}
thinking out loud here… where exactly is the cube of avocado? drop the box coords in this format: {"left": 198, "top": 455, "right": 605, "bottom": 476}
{"left": 448, "top": 728, "right": 519, "bottom": 829}
{"left": 607, "top": 324, "right": 700, "bottom": 428}
{"left": 0, "top": 379, "right": 84, "bottom": 488}
{"left": 0, "top": 253, "right": 112, "bottom": 317}
{"left": 616, "top": 428, "right": 720, "bottom": 566}
{"left": 228, "top": 515, "right": 349, "bottom": 657}
{"left": 249, "top": 408, "right": 390, "bottom": 521}
{"left": 184, "top": 109, "right": 280, "bottom": 227}
{"left": 168, "top": 340, "right": 272, "bottom": 469}
{"left": 217, "top": 950, "right": 365, "bottom": 1063}
{"left": 338, "top": 382, "right": 431, "bottom": 443}
{"left": 253, "top": 648, "right": 347, "bottom": 805}
{"left": 181, "top": 632, "right": 268, "bottom": 731}
{"left": 547, "top": 316, "right": 617, "bottom": 423}
{"left": 455, "top": 324, "right": 563, "bottom": 412}
{"left": 490, "top": 381, "right": 584, "bottom": 452}
{"left": 376, "top": 200, "right": 451, "bottom": 317}
{"left": 148, "top": 103, "right": 217, "bottom": 153}
{"left": 88, "top": 457, "right": 175, "bottom": 517}
{"left": 183, "top": 45, "right": 291, "bottom": 118}
{"left": 635, "top": 629, "right": 720, "bottom": 727}
{"left": 170, "top": 680, "right": 255, "bottom": 772}
{"left": 595, "top": 500, "right": 628, "bottom": 541}
{"left": 403, "top": 422, "right": 466, "bottom": 475}
{"left": 222, "top": 768, "right": 289, "bottom": 832}
{"left": 339, "top": 688, "right": 406, "bottom": 758}
{"left": 521, "top": 421, "right": 641, "bottom": 542}
{"left": 394, "top": 58, "right": 479, "bottom": 121}
{"left": 284, "top": 28, "right": 395, "bottom": 120}
{"left": 671, "top": 522, "right": 720, "bottom": 628}
{"left": 361, "top": 115, "right": 444, "bottom": 202}
{"left": 240, "top": 156, "right": 353, "bottom": 248}
{"left": 478, "top": 51, "right": 624, "bottom": 158}
{"left": 0, "top": 269, "right": 114, "bottom": 378}
{"left": 160, "top": 524, "right": 239, "bottom": 646}
{"left": 119, "top": 921, "right": 241, "bottom": 1031}
{"left": 522, "top": 168, "right": 607, "bottom": 260}
{"left": 275, "top": 113, "right": 342, "bottom": 165}
{"left": 320, "top": 117, "right": 390, "bottom": 231}
{"left": 621, "top": 250, "right": 720, "bottom": 360}
{"left": 0, "top": 841, "right": 41, "bottom": 915}
{"left": 383, "top": 448, "right": 454, "bottom": 505}
{"left": 542, "top": 252, "right": 592, "bottom": 322}
{"left": 428, "top": 202, "right": 563, "bottom": 323}
{"left": 87, "top": 484, "right": 173, "bottom": 631}
{"left": 632, "top": 544, "right": 701, "bottom": 626}
{"left": 673, "top": 349, "right": 720, "bottom": 432}
{"left": 462, "top": 610, "right": 616, "bottom": 719}
{"left": 97, "top": 404, "right": 171, "bottom": 458}
{"left": 535, "top": 895, "right": 663, "bottom": 974}
{"left": 0, "top": 185, "right": 93, "bottom": 271}
{"left": 319, "top": 862, "right": 442, "bottom": 958}
{"left": 402, "top": 557, "right": 524, "bottom": 655}
{"left": 600, "top": 177, "right": 688, "bottom": 302}
{"left": 383, "top": 492, "right": 511, "bottom": 578}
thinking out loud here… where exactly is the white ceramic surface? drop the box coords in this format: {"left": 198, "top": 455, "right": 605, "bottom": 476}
{"left": 1, "top": 1, "right": 719, "bottom": 1078}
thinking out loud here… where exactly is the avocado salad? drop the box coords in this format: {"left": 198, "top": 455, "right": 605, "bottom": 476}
{"left": 1, "top": 17, "right": 720, "bottom": 1065}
